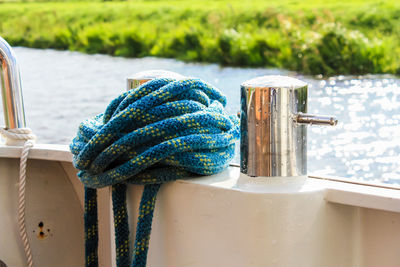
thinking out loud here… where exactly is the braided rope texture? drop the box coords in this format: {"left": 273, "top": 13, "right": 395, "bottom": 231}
{"left": 70, "top": 78, "right": 240, "bottom": 267}
{"left": 18, "top": 140, "right": 35, "bottom": 267}
{"left": 0, "top": 127, "right": 37, "bottom": 141}
{"left": 1, "top": 127, "right": 36, "bottom": 267}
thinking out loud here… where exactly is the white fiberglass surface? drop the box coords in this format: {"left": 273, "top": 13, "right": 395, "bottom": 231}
{"left": 0, "top": 47, "right": 398, "bottom": 185}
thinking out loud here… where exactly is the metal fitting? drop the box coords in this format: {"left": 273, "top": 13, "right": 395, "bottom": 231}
{"left": 127, "top": 70, "right": 185, "bottom": 90}
{"left": 0, "top": 36, "right": 26, "bottom": 129}
{"left": 240, "top": 75, "right": 337, "bottom": 177}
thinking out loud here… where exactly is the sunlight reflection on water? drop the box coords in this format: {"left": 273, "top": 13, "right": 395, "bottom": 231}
{"left": 307, "top": 75, "right": 400, "bottom": 184}
{"left": 1, "top": 48, "right": 398, "bottom": 185}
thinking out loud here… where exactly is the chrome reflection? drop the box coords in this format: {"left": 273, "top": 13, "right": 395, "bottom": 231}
{"left": 0, "top": 36, "right": 26, "bottom": 129}
{"left": 240, "top": 75, "right": 337, "bottom": 177}
{"left": 127, "top": 70, "right": 184, "bottom": 90}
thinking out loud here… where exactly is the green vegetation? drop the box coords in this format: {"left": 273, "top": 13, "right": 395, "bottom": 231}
{"left": 0, "top": 0, "right": 399, "bottom": 75}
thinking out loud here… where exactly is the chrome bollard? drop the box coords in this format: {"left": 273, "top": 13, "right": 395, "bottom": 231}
{"left": 127, "top": 70, "right": 185, "bottom": 90}
{"left": 0, "top": 36, "right": 26, "bottom": 129}
{"left": 240, "top": 75, "right": 337, "bottom": 177}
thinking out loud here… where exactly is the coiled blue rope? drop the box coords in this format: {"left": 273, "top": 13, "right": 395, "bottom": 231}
{"left": 70, "top": 78, "right": 240, "bottom": 267}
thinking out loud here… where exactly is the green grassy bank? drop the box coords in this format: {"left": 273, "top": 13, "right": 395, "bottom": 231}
{"left": 0, "top": 0, "right": 399, "bottom": 75}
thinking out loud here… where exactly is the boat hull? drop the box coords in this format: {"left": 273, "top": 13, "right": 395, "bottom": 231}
{"left": 0, "top": 145, "right": 399, "bottom": 267}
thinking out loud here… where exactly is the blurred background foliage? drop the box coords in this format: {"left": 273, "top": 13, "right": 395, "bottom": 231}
{"left": 0, "top": 0, "right": 399, "bottom": 75}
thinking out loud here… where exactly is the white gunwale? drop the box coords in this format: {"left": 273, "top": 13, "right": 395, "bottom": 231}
{"left": 0, "top": 143, "right": 399, "bottom": 214}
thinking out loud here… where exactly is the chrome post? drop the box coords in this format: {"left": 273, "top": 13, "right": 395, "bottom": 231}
{"left": 0, "top": 36, "right": 26, "bottom": 129}
{"left": 240, "top": 75, "right": 337, "bottom": 177}
{"left": 127, "top": 70, "right": 185, "bottom": 90}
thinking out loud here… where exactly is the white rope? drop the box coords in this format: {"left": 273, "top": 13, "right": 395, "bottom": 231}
{"left": 1, "top": 127, "right": 36, "bottom": 267}
{"left": 0, "top": 127, "right": 37, "bottom": 141}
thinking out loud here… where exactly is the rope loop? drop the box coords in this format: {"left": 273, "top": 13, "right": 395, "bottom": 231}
{"left": 0, "top": 127, "right": 37, "bottom": 142}
{"left": 71, "top": 78, "right": 239, "bottom": 188}
{"left": 70, "top": 78, "right": 240, "bottom": 267}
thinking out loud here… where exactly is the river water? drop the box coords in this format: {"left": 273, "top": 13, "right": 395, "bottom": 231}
{"left": 2, "top": 48, "right": 399, "bottom": 185}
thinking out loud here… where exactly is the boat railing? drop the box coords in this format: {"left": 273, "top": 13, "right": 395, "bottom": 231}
{"left": 0, "top": 36, "right": 26, "bottom": 129}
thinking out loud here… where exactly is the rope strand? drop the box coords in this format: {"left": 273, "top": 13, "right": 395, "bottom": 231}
{"left": 84, "top": 187, "right": 99, "bottom": 267}
{"left": 18, "top": 140, "right": 35, "bottom": 267}
{"left": 70, "top": 78, "right": 240, "bottom": 267}
{"left": 112, "top": 184, "right": 130, "bottom": 267}
{"left": 1, "top": 127, "right": 37, "bottom": 267}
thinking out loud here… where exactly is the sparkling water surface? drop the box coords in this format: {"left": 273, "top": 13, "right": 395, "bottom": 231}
{"left": 1, "top": 48, "right": 399, "bottom": 185}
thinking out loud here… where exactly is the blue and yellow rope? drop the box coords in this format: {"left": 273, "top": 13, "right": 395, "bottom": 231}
{"left": 70, "top": 78, "right": 239, "bottom": 267}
